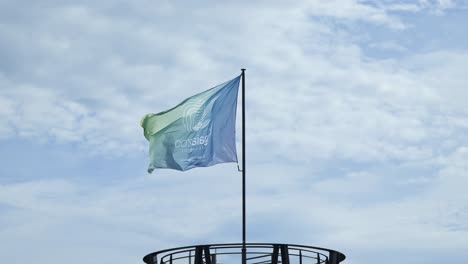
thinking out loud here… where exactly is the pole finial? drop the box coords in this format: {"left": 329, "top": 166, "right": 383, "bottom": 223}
{"left": 241, "top": 68, "right": 246, "bottom": 72}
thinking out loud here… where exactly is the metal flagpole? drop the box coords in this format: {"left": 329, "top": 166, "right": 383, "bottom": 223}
{"left": 241, "top": 69, "right": 246, "bottom": 264}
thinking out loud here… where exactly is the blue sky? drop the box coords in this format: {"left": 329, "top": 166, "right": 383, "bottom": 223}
{"left": 1, "top": 1, "right": 468, "bottom": 263}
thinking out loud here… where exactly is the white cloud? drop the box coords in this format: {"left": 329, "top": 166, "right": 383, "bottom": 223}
{"left": 418, "top": 0, "right": 456, "bottom": 13}
{"left": 380, "top": 0, "right": 457, "bottom": 14}
{"left": 305, "top": 0, "right": 406, "bottom": 29}
{"left": 3, "top": 1, "right": 463, "bottom": 161}
{"left": 368, "top": 41, "right": 408, "bottom": 52}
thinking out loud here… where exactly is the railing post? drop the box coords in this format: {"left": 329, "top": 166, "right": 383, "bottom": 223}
{"left": 272, "top": 245, "right": 280, "bottom": 264}
{"left": 299, "top": 250, "right": 302, "bottom": 264}
{"left": 280, "top": 245, "right": 290, "bottom": 264}
{"left": 195, "top": 246, "right": 203, "bottom": 264}
{"left": 170, "top": 254, "right": 173, "bottom": 264}
{"left": 203, "top": 246, "right": 212, "bottom": 264}
{"left": 328, "top": 251, "right": 338, "bottom": 264}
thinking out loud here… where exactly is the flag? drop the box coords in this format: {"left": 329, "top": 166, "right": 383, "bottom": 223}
{"left": 141, "top": 76, "right": 241, "bottom": 173}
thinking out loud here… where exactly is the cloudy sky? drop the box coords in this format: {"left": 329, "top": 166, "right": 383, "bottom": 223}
{"left": 1, "top": 0, "right": 468, "bottom": 263}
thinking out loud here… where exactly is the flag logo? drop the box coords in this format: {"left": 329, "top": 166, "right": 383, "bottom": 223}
{"left": 182, "top": 98, "right": 211, "bottom": 132}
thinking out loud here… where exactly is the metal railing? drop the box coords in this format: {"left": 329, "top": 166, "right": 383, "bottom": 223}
{"left": 143, "top": 243, "right": 346, "bottom": 264}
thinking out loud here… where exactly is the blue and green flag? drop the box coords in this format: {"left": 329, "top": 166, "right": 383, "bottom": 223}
{"left": 141, "top": 76, "right": 241, "bottom": 173}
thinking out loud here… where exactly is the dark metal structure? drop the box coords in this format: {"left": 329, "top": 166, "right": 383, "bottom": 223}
{"left": 143, "top": 243, "right": 346, "bottom": 264}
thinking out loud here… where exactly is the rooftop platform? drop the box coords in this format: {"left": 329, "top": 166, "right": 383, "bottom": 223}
{"left": 144, "top": 243, "right": 346, "bottom": 264}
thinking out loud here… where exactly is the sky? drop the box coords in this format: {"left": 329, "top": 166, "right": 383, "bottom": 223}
{"left": 1, "top": 0, "right": 468, "bottom": 263}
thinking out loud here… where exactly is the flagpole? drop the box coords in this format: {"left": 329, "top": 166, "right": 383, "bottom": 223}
{"left": 241, "top": 68, "right": 246, "bottom": 264}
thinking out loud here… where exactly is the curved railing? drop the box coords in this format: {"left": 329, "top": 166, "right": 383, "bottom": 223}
{"left": 143, "top": 243, "right": 346, "bottom": 264}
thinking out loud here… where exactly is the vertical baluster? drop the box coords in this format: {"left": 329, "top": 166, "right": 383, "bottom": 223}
{"left": 272, "top": 245, "right": 279, "bottom": 264}
{"left": 195, "top": 246, "right": 203, "bottom": 264}
{"left": 204, "top": 246, "right": 212, "bottom": 264}
{"left": 280, "top": 245, "right": 290, "bottom": 264}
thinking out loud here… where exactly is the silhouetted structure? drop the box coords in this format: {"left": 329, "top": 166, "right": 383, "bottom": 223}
{"left": 144, "top": 243, "right": 346, "bottom": 264}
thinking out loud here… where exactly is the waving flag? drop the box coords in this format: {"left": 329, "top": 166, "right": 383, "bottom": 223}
{"left": 141, "top": 76, "right": 241, "bottom": 173}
